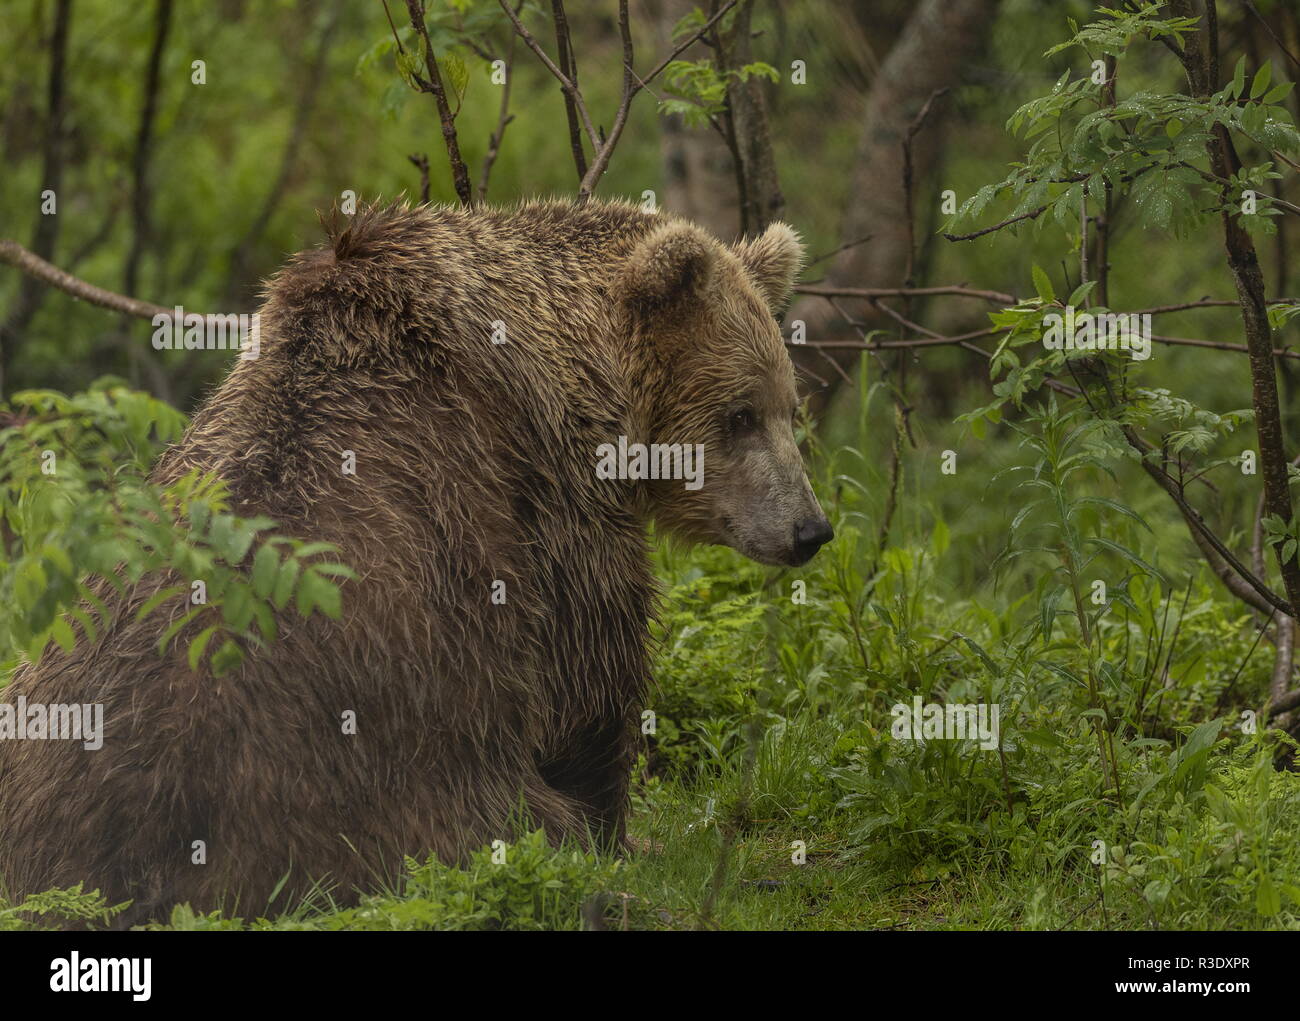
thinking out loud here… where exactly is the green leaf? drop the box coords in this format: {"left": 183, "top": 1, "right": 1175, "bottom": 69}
{"left": 296, "top": 568, "right": 342, "bottom": 620}
{"left": 217, "top": 519, "right": 257, "bottom": 565}
{"left": 1143, "top": 879, "right": 1172, "bottom": 905}
{"left": 1263, "top": 81, "right": 1295, "bottom": 105}
{"left": 1084, "top": 536, "right": 1166, "bottom": 583}
{"left": 1031, "top": 264, "right": 1056, "bottom": 303}
{"left": 956, "top": 633, "right": 998, "bottom": 674}
{"left": 1066, "top": 280, "right": 1098, "bottom": 307}
{"left": 50, "top": 615, "right": 76, "bottom": 653}
{"left": 1250, "top": 61, "right": 1272, "bottom": 100}
{"left": 442, "top": 51, "right": 469, "bottom": 103}
{"left": 210, "top": 639, "right": 244, "bottom": 677}
{"left": 271, "top": 559, "right": 301, "bottom": 610}
{"left": 252, "top": 544, "right": 279, "bottom": 599}
{"left": 1171, "top": 718, "right": 1223, "bottom": 789}
{"left": 310, "top": 562, "right": 356, "bottom": 580}
{"left": 251, "top": 601, "right": 277, "bottom": 644}
{"left": 188, "top": 625, "right": 219, "bottom": 672}
{"left": 1020, "top": 728, "right": 1064, "bottom": 750}
{"left": 380, "top": 79, "right": 411, "bottom": 120}
{"left": 69, "top": 608, "right": 98, "bottom": 643}
{"left": 1257, "top": 873, "right": 1281, "bottom": 916}
{"left": 1040, "top": 586, "right": 1064, "bottom": 642}
{"left": 931, "top": 517, "right": 950, "bottom": 557}
{"left": 1072, "top": 496, "right": 1152, "bottom": 531}
{"left": 135, "top": 584, "right": 186, "bottom": 622}
{"left": 221, "top": 580, "right": 255, "bottom": 631}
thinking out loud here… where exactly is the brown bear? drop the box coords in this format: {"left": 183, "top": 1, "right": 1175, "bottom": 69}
{"left": 0, "top": 198, "right": 832, "bottom": 927}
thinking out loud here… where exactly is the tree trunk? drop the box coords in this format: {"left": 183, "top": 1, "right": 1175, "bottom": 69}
{"left": 785, "top": 0, "right": 1002, "bottom": 404}
{"left": 645, "top": 0, "right": 740, "bottom": 238}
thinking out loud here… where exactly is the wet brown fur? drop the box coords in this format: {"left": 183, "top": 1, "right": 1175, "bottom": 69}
{"left": 0, "top": 198, "right": 806, "bottom": 926}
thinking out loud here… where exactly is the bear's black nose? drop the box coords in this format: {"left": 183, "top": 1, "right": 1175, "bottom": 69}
{"left": 792, "top": 517, "right": 834, "bottom": 562}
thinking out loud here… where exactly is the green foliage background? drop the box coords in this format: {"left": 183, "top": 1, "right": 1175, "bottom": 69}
{"left": 4, "top": 0, "right": 1300, "bottom": 929}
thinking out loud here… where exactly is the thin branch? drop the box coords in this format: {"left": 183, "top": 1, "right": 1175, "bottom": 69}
{"left": 499, "top": 0, "right": 739, "bottom": 202}
{"left": 496, "top": 0, "right": 600, "bottom": 150}
{"left": 577, "top": 0, "right": 636, "bottom": 201}
{"left": 795, "top": 283, "right": 1018, "bottom": 305}
{"left": 0, "top": 239, "right": 218, "bottom": 325}
{"left": 638, "top": 0, "right": 740, "bottom": 94}
{"left": 1150, "top": 332, "right": 1300, "bottom": 360}
{"left": 1124, "top": 423, "right": 1292, "bottom": 617}
{"left": 804, "top": 234, "right": 874, "bottom": 269}
{"left": 400, "top": 0, "right": 474, "bottom": 206}
{"left": 1132, "top": 297, "right": 1300, "bottom": 314}
{"left": 1096, "top": 53, "right": 1116, "bottom": 306}
{"left": 785, "top": 329, "right": 997, "bottom": 351}
{"left": 477, "top": 109, "right": 515, "bottom": 204}
{"left": 1176, "top": 159, "right": 1300, "bottom": 216}
{"left": 1242, "top": 0, "right": 1300, "bottom": 70}
{"left": 902, "top": 88, "right": 947, "bottom": 286}
{"left": 945, "top": 161, "right": 1164, "bottom": 246}
{"left": 551, "top": 0, "right": 587, "bottom": 183}
{"left": 473, "top": 1, "right": 523, "bottom": 203}
{"left": 942, "top": 205, "right": 1049, "bottom": 242}
{"left": 408, "top": 152, "right": 431, "bottom": 204}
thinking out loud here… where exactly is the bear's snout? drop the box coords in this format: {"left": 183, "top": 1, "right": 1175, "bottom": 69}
{"left": 792, "top": 516, "right": 834, "bottom": 564}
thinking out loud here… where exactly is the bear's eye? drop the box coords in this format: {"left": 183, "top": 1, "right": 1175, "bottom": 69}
{"left": 727, "top": 407, "right": 757, "bottom": 435}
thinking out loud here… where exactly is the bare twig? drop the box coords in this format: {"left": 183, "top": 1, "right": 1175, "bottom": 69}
{"left": 795, "top": 283, "right": 1018, "bottom": 305}
{"left": 1149, "top": 332, "right": 1300, "bottom": 360}
{"left": 575, "top": 0, "right": 637, "bottom": 201}
{"left": 120, "top": 0, "right": 175, "bottom": 388}
{"left": 943, "top": 205, "right": 1049, "bottom": 242}
{"left": 1096, "top": 53, "right": 1116, "bottom": 306}
{"left": 477, "top": 111, "right": 515, "bottom": 204}
{"left": 0, "top": 239, "right": 217, "bottom": 325}
{"left": 496, "top": 0, "right": 600, "bottom": 149}
{"left": 408, "top": 152, "right": 431, "bottom": 204}
{"left": 785, "top": 328, "right": 999, "bottom": 351}
{"left": 398, "top": 0, "right": 474, "bottom": 206}
{"left": 1243, "top": 0, "right": 1300, "bottom": 70}
{"left": 902, "top": 88, "right": 949, "bottom": 284}
{"left": 499, "top": 0, "right": 740, "bottom": 201}
{"left": 1131, "top": 297, "right": 1300, "bottom": 315}
{"left": 551, "top": 0, "right": 587, "bottom": 183}
{"left": 804, "top": 234, "right": 874, "bottom": 269}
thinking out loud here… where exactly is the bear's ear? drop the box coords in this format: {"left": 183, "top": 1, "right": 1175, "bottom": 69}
{"left": 617, "top": 223, "right": 716, "bottom": 314}
{"left": 734, "top": 222, "right": 804, "bottom": 313}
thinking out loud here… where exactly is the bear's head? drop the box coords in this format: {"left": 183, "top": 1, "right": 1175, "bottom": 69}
{"left": 616, "top": 218, "right": 833, "bottom": 567}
